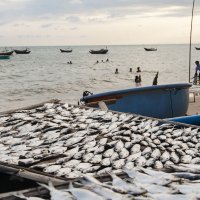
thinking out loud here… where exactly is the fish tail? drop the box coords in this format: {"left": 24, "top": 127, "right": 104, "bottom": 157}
{"left": 38, "top": 182, "right": 51, "bottom": 191}
{"left": 14, "top": 193, "right": 27, "bottom": 199}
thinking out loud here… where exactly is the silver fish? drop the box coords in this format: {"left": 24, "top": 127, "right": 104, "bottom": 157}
{"left": 39, "top": 182, "right": 73, "bottom": 200}
{"left": 67, "top": 183, "right": 104, "bottom": 200}
{"left": 154, "top": 160, "right": 163, "bottom": 169}
{"left": 94, "top": 146, "right": 105, "bottom": 154}
{"left": 119, "top": 148, "right": 129, "bottom": 159}
{"left": 43, "top": 165, "right": 62, "bottom": 173}
{"left": 76, "top": 163, "right": 92, "bottom": 172}
{"left": 170, "top": 152, "right": 180, "bottom": 164}
{"left": 83, "top": 153, "right": 94, "bottom": 162}
{"left": 145, "top": 158, "right": 155, "bottom": 167}
{"left": 62, "top": 160, "right": 81, "bottom": 168}
{"left": 160, "top": 151, "right": 170, "bottom": 162}
{"left": 135, "top": 156, "right": 146, "bottom": 167}
{"left": 55, "top": 167, "right": 71, "bottom": 177}
{"left": 112, "top": 159, "right": 125, "bottom": 169}
{"left": 71, "top": 150, "right": 85, "bottom": 159}
{"left": 90, "top": 154, "right": 102, "bottom": 164}
{"left": 109, "top": 172, "right": 146, "bottom": 195}
{"left": 64, "top": 137, "right": 83, "bottom": 147}
{"left": 110, "top": 152, "right": 119, "bottom": 163}
{"left": 64, "top": 146, "right": 79, "bottom": 159}
{"left": 101, "top": 158, "right": 111, "bottom": 166}
{"left": 97, "top": 167, "right": 112, "bottom": 175}
{"left": 103, "top": 148, "right": 114, "bottom": 158}
{"left": 126, "top": 152, "right": 141, "bottom": 162}
{"left": 181, "top": 155, "right": 192, "bottom": 164}
{"left": 98, "top": 138, "right": 108, "bottom": 146}
{"left": 131, "top": 144, "right": 141, "bottom": 154}
{"left": 115, "top": 140, "right": 124, "bottom": 152}
{"left": 83, "top": 165, "right": 101, "bottom": 173}
{"left": 151, "top": 149, "right": 161, "bottom": 160}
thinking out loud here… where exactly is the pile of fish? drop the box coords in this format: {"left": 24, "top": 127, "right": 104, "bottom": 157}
{"left": 0, "top": 102, "right": 200, "bottom": 179}
{"left": 14, "top": 167, "right": 200, "bottom": 200}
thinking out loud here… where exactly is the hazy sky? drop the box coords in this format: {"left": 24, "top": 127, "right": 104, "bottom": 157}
{"left": 0, "top": 0, "right": 200, "bottom": 46}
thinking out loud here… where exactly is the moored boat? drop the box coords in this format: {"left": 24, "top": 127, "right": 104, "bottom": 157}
{"left": 14, "top": 49, "right": 31, "bottom": 54}
{"left": 0, "top": 50, "right": 14, "bottom": 56}
{"left": 60, "top": 48, "right": 72, "bottom": 53}
{"left": 0, "top": 55, "right": 10, "bottom": 59}
{"left": 195, "top": 47, "right": 200, "bottom": 50}
{"left": 80, "top": 83, "right": 191, "bottom": 119}
{"left": 144, "top": 48, "right": 157, "bottom": 51}
{"left": 89, "top": 49, "right": 108, "bottom": 54}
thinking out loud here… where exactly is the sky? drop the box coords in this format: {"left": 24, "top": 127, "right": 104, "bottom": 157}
{"left": 0, "top": 0, "right": 200, "bottom": 46}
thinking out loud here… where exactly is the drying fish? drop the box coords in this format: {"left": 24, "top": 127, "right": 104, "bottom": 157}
{"left": 65, "top": 182, "right": 105, "bottom": 200}
{"left": 113, "top": 159, "right": 125, "bottom": 169}
{"left": 43, "top": 165, "right": 62, "bottom": 174}
{"left": 115, "top": 140, "right": 124, "bottom": 152}
{"left": 55, "top": 167, "right": 71, "bottom": 177}
{"left": 109, "top": 172, "right": 146, "bottom": 195}
{"left": 64, "top": 137, "right": 83, "bottom": 147}
{"left": 76, "top": 163, "right": 92, "bottom": 171}
{"left": 124, "top": 169, "right": 171, "bottom": 186}
{"left": 39, "top": 182, "right": 74, "bottom": 200}
{"left": 14, "top": 193, "right": 45, "bottom": 200}
{"left": 103, "top": 148, "right": 114, "bottom": 158}
{"left": 62, "top": 160, "right": 81, "bottom": 168}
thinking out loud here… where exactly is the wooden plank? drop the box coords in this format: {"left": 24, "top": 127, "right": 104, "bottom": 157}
{"left": 98, "top": 101, "right": 108, "bottom": 111}
{"left": 85, "top": 95, "right": 122, "bottom": 103}
{"left": 86, "top": 99, "right": 117, "bottom": 107}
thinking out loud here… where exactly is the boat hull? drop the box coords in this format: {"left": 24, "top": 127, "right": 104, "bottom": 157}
{"left": 14, "top": 50, "right": 31, "bottom": 54}
{"left": 144, "top": 48, "right": 157, "bottom": 51}
{"left": 167, "top": 115, "right": 200, "bottom": 126}
{"left": 0, "top": 51, "right": 14, "bottom": 56}
{"left": 89, "top": 49, "right": 108, "bottom": 54}
{"left": 0, "top": 55, "right": 10, "bottom": 59}
{"left": 60, "top": 49, "right": 72, "bottom": 53}
{"left": 81, "top": 83, "right": 191, "bottom": 119}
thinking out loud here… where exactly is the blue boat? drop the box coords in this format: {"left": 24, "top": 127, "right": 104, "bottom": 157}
{"left": 80, "top": 83, "right": 192, "bottom": 119}
{"left": 167, "top": 115, "right": 200, "bottom": 126}
{"left": 0, "top": 55, "right": 10, "bottom": 59}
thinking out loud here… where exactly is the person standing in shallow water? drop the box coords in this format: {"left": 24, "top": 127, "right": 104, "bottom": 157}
{"left": 115, "top": 68, "right": 119, "bottom": 74}
{"left": 195, "top": 61, "right": 200, "bottom": 82}
{"left": 135, "top": 76, "right": 139, "bottom": 87}
{"left": 138, "top": 75, "right": 142, "bottom": 86}
{"left": 152, "top": 72, "right": 159, "bottom": 85}
{"left": 137, "top": 67, "right": 141, "bottom": 73}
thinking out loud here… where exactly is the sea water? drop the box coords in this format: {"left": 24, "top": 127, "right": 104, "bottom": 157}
{"left": 0, "top": 44, "right": 199, "bottom": 111}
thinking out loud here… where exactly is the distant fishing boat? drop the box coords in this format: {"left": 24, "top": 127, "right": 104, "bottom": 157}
{"left": 0, "top": 50, "right": 14, "bottom": 56}
{"left": 144, "top": 48, "right": 157, "bottom": 51}
{"left": 195, "top": 47, "right": 200, "bottom": 50}
{"left": 0, "top": 55, "right": 10, "bottom": 59}
{"left": 14, "top": 49, "right": 31, "bottom": 54}
{"left": 60, "top": 48, "right": 72, "bottom": 53}
{"left": 80, "top": 83, "right": 191, "bottom": 119}
{"left": 89, "top": 48, "right": 108, "bottom": 54}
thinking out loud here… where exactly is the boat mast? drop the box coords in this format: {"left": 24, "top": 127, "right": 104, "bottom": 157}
{"left": 189, "top": 0, "right": 195, "bottom": 83}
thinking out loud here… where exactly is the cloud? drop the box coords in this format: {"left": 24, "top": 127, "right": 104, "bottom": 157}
{"left": 41, "top": 24, "right": 53, "bottom": 28}
{"left": 66, "top": 16, "right": 81, "bottom": 23}
{"left": 0, "top": 0, "right": 199, "bottom": 26}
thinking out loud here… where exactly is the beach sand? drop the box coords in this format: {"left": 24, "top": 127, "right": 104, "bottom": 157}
{"left": 188, "top": 93, "right": 200, "bottom": 115}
